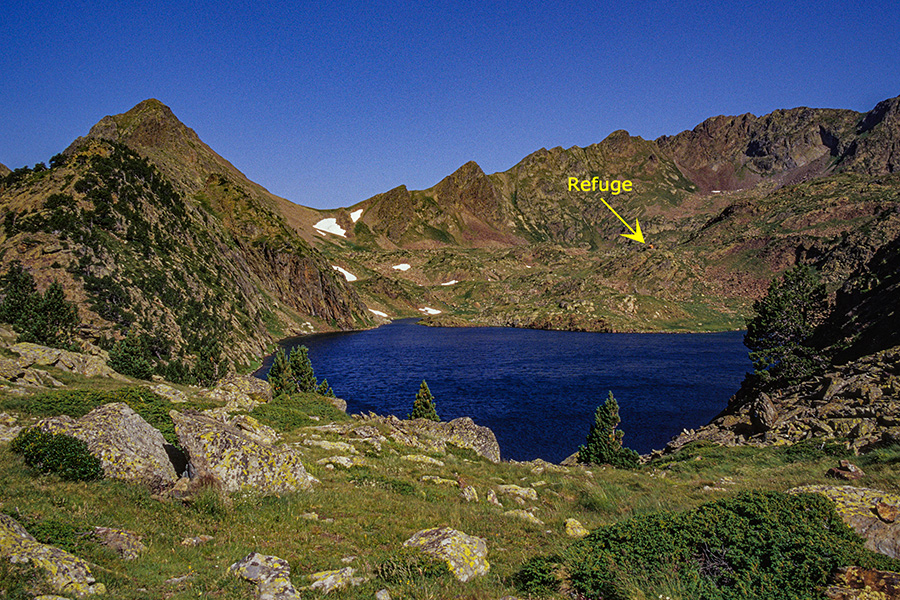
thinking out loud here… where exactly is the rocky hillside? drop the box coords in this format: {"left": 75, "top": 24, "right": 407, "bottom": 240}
{"left": 667, "top": 234, "right": 900, "bottom": 453}
{"left": 0, "top": 101, "right": 371, "bottom": 376}
{"left": 311, "top": 95, "right": 900, "bottom": 332}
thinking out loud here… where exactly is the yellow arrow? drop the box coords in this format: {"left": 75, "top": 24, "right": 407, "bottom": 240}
{"left": 600, "top": 197, "right": 645, "bottom": 244}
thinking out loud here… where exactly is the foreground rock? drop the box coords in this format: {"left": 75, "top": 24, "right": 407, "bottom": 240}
{"left": 668, "top": 346, "right": 900, "bottom": 451}
{"left": 171, "top": 410, "right": 317, "bottom": 494}
{"left": 308, "top": 567, "right": 365, "bottom": 593}
{"left": 403, "top": 527, "right": 489, "bottom": 582}
{"left": 0, "top": 513, "right": 106, "bottom": 596}
{"left": 230, "top": 552, "right": 301, "bottom": 599}
{"left": 36, "top": 403, "right": 177, "bottom": 487}
{"left": 789, "top": 485, "right": 900, "bottom": 559}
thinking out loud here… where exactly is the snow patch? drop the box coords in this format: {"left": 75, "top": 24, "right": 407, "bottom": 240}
{"left": 368, "top": 309, "right": 388, "bottom": 318}
{"left": 350, "top": 209, "right": 363, "bottom": 222}
{"left": 314, "top": 218, "right": 346, "bottom": 237}
{"left": 392, "top": 263, "right": 411, "bottom": 271}
{"left": 440, "top": 280, "right": 458, "bottom": 286}
{"left": 332, "top": 266, "right": 357, "bottom": 282}
{"left": 418, "top": 307, "right": 442, "bottom": 315}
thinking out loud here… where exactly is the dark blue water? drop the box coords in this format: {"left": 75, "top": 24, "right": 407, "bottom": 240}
{"left": 258, "top": 319, "right": 750, "bottom": 463}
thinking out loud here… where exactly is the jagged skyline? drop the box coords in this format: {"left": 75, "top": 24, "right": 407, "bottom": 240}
{"left": 2, "top": 1, "right": 899, "bottom": 209}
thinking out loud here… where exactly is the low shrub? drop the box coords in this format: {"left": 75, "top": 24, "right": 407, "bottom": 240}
{"left": 521, "top": 491, "right": 900, "bottom": 600}
{"left": 249, "top": 391, "right": 349, "bottom": 433}
{"left": 10, "top": 428, "right": 103, "bottom": 481}
{"left": 375, "top": 547, "right": 449, "bottom": 583}
{"left": 509, "top": 555, "right": 562, "bottom": 595}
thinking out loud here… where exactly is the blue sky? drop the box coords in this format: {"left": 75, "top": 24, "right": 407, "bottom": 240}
{"left": 2, "top": 1, "right": 898, "bottom": 209}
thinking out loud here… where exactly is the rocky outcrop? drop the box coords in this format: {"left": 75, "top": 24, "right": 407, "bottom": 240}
{"left": 667, "top": 345, "right": 900, "bottom": 452}
{"left": 201, "top": 375, "right": 272, "bottom": 411}
{"left": 308, "top": 567, "right": 365, "bottom": 593}
{"left": 0, "top": 513, "right": 106, "bottom": 596}
{"left": 393, "top": 416, "right": 501, "bottom": 463}
{"left": 789, "top": 485, "right": 900, "bottom": 559}
{"left": 229, "top": 552, "right": 301, "bottom": 600}
{"left": 11, "top": 342, "right": 121, "bottom": 379}
{"left": 36, "top": 403, "right": 177, "bottom": 487}
{"left": 402, "top": 527, "right": 489, "bottom": 583}
{"left": 171, "top": 410, "right": 317, "bottom": 494}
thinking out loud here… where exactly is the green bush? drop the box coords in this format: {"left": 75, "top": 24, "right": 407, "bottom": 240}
{"left": 0, "top": 261, "right": 80, "bottom": 349}
{"left": 10, "top": 428, "right": 103, "bottom": 481}
{"left": 108, "top": 330, "right": 154, "bottom": 379}
{"left": 578, "top": 391, "right": 639, "bottom": 468}
{"left": 249, "top": 391, "right": 349, "bottom": 433}
{"left": 556, "top": 491, "right": 900, "bottom": 600}
{"left": 510, "top": 555, "right": 562, "bottom": 595}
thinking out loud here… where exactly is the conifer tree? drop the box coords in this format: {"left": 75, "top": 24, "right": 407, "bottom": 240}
{"left": 408, "top": 380, "right": 440, "bottom": 421}
{"left": 0, "top": 262, "right": 79, "bottom": 349}
{"left": 268, "top": 347, "right": 296, "bottom": 396}
{"left": 578, "top": 391, "right": 639, "bottom": 468}
{"left": 108, "top": 330, "right": 153, "bottom": 380}
{"left": 289, "top": 345, "right": 317, "bottom": 392}
{"left": 316, "top": 378, "right": 335, "bottom": 397}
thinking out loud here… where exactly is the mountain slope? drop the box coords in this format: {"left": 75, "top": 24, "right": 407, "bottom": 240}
{"left": 0, "top": 102, "right": 371, "bottom": 380}
{"left": 308, "top": 96, "right": 900, "bottom": 332}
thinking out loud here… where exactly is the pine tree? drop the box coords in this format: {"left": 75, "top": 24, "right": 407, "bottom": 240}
{"left": 316, "top": 378, "right": 335, "bottom": 397}
{"left": 0, "top": 262, "right": 79, "bottom": 349}
{"left": 268, "top": 348, "right": 296, "bottom": 396}
{"left": 744, "top": 264, "right": 828, "bottom": 385}
{"left": 32, "top": 281, "right": 79, "bottom": 348}
{"left": 289, "top": 346, "right": 317, "bottom": 392}
{"left": 408, "top": 380, "right": 440, "bottom": 421}
{"left": 108, "top": 330, "right": 153, "bottom": 380}
{"left": 0, "top": 261, "right": 37, "bottom": 326}
{"left": 578, "top": 391, "right": 639, "bottom": 468}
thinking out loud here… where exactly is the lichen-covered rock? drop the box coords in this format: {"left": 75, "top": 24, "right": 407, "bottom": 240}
{"left": 150, "top": 383, "right": 188, "bottom": 403}
{"left": 36, "top": 403, "right": 177, "bottom": 487}
{"left": 202, "top": 375, "right": 272, "bottom": 411}
{"left": 92, "top": 527, "right": 145, "bottom": 560}
{"left": 565, "top": 518, "right": 590, "bottom": 538}
{"left": 0, "top": 412, "right": 22, "bottom": 443}
{"left": 402, "top": 417, "right": 501, "bottom": 463}
{"left": 421, "top": 475, "right": 456, "bottom": 486}
{"left": 317, "top": 455, "right": 364, "bottom": 469}
{"left": 789, "top": 485, "right": 900, "bottom": 558}
{"left": 460, "top": 485, "right": 478, "bottom": 502}
{"left": 497, "top": 484, "right": 538, "bottom": 501}
{"left": 11, "top": 342, "right": 120, "bottom": 379}
{"left": 487, "top": 489, "right": 502, "bottom": 506}
{"left": 301, "top": 439, "right": 358, "bottom": 454}
{"left": 308, "top": 566, "right": 365, "bottom": 593}
{"left": 403, "top": 527, "right": 489, "bottom": 583}
{"left": 172, "top": 410, "right": 317, "bottom": 494}
{"left": 503, "top": 510, "right": 544, "bottom": 525}
{"left": 0, "top": 513, "right": 106, "bottom": 596}
{"left": 229, "top": 415, "right": 280, "bottom": 445}
{"left": 826, "top": 566, "right": 900, "bottom": 599}
{"left": 402, "top": 454, "right": 445, "bottom": 467}
{"left": 229, "top": 552, "right": 301, "bottom": 600}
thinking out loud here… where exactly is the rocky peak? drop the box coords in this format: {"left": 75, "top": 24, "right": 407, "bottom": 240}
{"left": 432, "top": 160, "right": 502, "bottom": 223}
{"left": 840, "top": 95, "right": 900, "bottom": 174}
{"left": 0, "top": 162, "right": 10, "bottom": 177}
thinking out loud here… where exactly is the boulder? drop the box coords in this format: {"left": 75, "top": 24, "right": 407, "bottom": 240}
{"left": 0, "top": 412, "right": 22, "bottom": 443}
{"left": 171, "top": 410, "right": 317, "bottom": 494}
{"left": 36, "top": 403, "right": 177, "bottom": 487}
{"left": 497, "top": 484, "right": 538, "bottom": 501}
{"left": 202, "top": 375, "right": 272, "bottom": 411}
{"left": 229, "top": 552, "right": 301, "bottom": 600}
{"left": 0, "top": 513, "right": 106, "bottom": 596}
{"left": 789, "top": 485, "right": 900, "bottom": 558}
{"left": 565, "top": 518, "right": 590, "bottom": 538}
{"left": 92, "top": 527, "right": 145, "bottom": 560}
{"left": 403, "top": 527, "right": 489, "bottom": 583}
{"left": 503, "top": 510, "right": 544, "bottom": 525}
{"left": 150, "top": 383, "right": 188, "bottom": 403}
{"left": 301, "top": 439, "right": 358, "bottom": 454}
{"left": 460, "top": 485, "right": 478, "bottom": 502}
{"left": 402, "top": 417, "right": 501, "bottom": 463}
{"left": 827, "top": 460, "right": 866, "bottom": 481}
{"left": 308, "top": 567, "right": 365, "bottom": 593}
{"left": 11, "top": 342, "right": 120, "bottom": 379}
{"left": 401, "top": 454, "right": 445, "bottom": 467}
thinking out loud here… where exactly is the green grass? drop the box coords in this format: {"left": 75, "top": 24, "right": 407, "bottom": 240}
{"left": 2, "top": 379, "right": 900, "bottom": 599}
